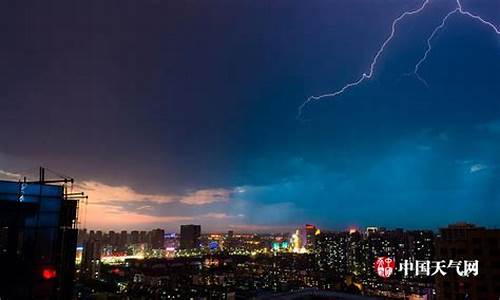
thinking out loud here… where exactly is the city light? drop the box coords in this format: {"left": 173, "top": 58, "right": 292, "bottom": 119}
{"left": 42, "top": 267, "right": 57, "bottom": 280}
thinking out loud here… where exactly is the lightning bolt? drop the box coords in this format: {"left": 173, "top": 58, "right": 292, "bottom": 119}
{"left": 298, "top": 0, "right": 500, "bottom": 120}
{"left": 413, "top": 8, "right": 459, "bottom": 87}
{"left": 456, "top": 0, "right": 500, "bottom": 35}
{"left": 414, "top": 1, "right": 500, "bottom": 85}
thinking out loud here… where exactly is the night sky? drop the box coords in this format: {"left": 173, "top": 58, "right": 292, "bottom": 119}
{"left": 0, "top": 0, "right": 499, "bottom": 231}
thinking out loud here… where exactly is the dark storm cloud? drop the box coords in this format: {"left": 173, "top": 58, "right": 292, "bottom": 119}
{"left": 0, "top": 0, "right": 498, "bottom": 230}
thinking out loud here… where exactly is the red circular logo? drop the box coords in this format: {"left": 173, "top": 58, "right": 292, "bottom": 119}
{"left": 374, "top": 257, "right": 395, "bottom": 278}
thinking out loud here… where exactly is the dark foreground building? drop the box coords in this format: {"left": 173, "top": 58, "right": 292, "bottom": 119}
{"left": 0, "top": 179, "right": 78, "bottom": 299}
{"left": 435, "top": 223, "right": 500, "bottom": 300}
{"left": 180, "top": 224, "right": 201, "bottom": 250}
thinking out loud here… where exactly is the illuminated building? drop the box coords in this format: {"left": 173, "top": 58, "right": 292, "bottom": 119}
{"left": 289, "top": 225, "right": 321, "bottom": 254}
{"left": 346, "top": 230, "right": 367, "bottom": 276}
{"left": 75, "top": 246, "right": 84, "bottom": 265}
{"left": 305, "top": 224, "right": 319, "bottom": 250}
{"left": 407, "top": 230, "right": 434, "bottom": 261}
{"left": 209, "top": 241, "right": 220, "bottom": 251}
{"left": 81, "top": 237, "right": 101, "bottom": 280}
{"left": 272, "top": 241, "right": 289, "bottom": 252}
{"left": 164, "top": 232, "right": 179, "bottom": 251}
{"left": 0, "top": 179, "right": 78, "bottom": 299}
{"left": 315, "top": 231, "right": 349, "bottom": 274}
{"left": 180, "top": 224, "right": 201, "bottom": 250}
{"left": 128, "top": 242, "right": 148, "bottom": 256}
{"left": 365, "top": 227, "right": 379, "bottom": 236}
{"left": 291, "top": 228, "right": 307, "bottom": 253}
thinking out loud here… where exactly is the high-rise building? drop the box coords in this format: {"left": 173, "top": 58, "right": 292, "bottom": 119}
{"left": 225, "top": 230, "right": 235, "bottom": 250}
{"left": 150, "top": 228, "right": 165, "bottom": 249}
{"left": 78, "top": 228, "right": 88, "bottom": 244}
{"left": 0, "top": 179, "right": 78, "bottom": 299}
{"left": 108, "top": 230, "right": 118, "bottom": 248}
{"left": 305, "top": 224, "right": 318, "bottom": 250}
{"left": 315, "top": 231, "right": 349, "bottom": 274}
{"left": 81, "top": 237, "right": 102, "bottom": 280}
{"left": 119, "top": 230, "right": 128, "bottom": 249}
{"left": 139, "top": 230, "right": 148, "bottom": 244}
{"left": 96, "top": 230, "right": 103, "bottom": 241}
{"left": 180, "top": 224, "right": 201, "bottom": 250}
{"left": 435, "top": 223, "right": 500, "bottom": 300}
{"left": 346, "top": 230, "right": 367, "bottom": 275}
{"left": 407, "top": 230, "right": 434, "bottom": 261}
{"left": 130, "top": 230, "right": 139, "bottom": 244}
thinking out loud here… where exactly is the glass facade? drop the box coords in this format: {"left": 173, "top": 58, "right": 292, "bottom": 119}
{"left": 0, "top": 180, "right": 78, "bottom": 299}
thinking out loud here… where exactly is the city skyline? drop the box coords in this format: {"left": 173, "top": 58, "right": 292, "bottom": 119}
{"left": 1, "top": 0, "right": 499, "bottom": 231}
{"left": 76, "top": 222, "right": 488, "bottom": 234}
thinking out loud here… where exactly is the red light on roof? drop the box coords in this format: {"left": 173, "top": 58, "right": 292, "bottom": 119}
{"left": 42, "top": 267, "right": 57, "bottom": 280}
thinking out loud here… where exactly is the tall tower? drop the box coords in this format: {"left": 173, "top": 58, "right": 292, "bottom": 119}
{"left": 180, "top": 224, "right": 201, "bottom": 250}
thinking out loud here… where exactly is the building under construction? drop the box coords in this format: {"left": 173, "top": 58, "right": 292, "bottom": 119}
{"left": 0, "top": 168, "right": 83, "bottom": 299}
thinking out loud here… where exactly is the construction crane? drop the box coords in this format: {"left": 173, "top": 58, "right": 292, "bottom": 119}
{"left": 25, "top": 167, "right": 89, "bottom": 229}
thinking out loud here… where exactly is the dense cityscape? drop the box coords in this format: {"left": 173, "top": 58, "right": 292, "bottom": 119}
{"left": 75, "top": 223, "right": 500, "bottom": 300}
{"left": 1, "top": 176, "right": 499, "bottom": 299}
